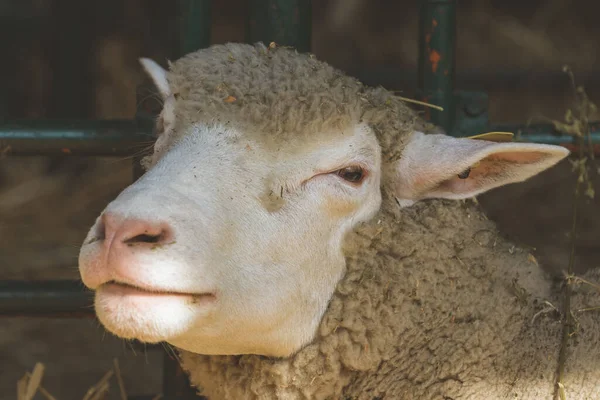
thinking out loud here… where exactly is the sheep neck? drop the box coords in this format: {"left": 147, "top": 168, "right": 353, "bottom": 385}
{"left": 179, "top": 195, "right": 560, "bottom": 399}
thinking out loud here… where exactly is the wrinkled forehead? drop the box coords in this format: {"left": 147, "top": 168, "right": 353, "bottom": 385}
{"left": 170, "top": 119, "right": 380, "bottom": 172}
{"left": 251, "top": 122, "right": 381, "bottom": 165}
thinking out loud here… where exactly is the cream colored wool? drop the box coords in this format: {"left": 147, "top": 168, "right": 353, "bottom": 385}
{"left": 181, "top": 196, "right": 600, "bottom": 399}
{"left": 151, "top": 43, "right": 599, "bottom": 399}
{"left": 153, "top": 42, "right": 429, "bottom": 167}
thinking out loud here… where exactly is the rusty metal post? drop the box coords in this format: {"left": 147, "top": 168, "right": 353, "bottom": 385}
{"left": 247, "top": 0, "right": 312, "bottom": 52}
{"left": 154, "top": 2, "right": 213, "bottom": 398}
{"left": 178, "top": 0, "right": 213, "bottom": 56}
{"left": 417, "top": 0, "right": 456, "bottom": 133}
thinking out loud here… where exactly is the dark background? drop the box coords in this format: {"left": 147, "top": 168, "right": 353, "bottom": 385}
{"left": 1, "top": 0, "right": 599, "bottom": 398}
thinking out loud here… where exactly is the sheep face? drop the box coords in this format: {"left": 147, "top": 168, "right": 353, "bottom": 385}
{"left": 78, "top": 44, "right": 569, "bottom": 358}
{"left": 78, "top": 75, "right": 383, "bottom": 357}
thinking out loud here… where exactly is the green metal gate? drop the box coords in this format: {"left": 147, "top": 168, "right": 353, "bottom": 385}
{"left": 0, "top": 1, "right": 598, "bottom": 399}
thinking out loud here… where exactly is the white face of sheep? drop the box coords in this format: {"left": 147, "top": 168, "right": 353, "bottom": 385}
{"left": 78, "top": 57, "right": 570, "bottom": 357}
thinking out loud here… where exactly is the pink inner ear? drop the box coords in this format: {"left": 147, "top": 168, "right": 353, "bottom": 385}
{"left": 435, "top": 166, "right": 491, "bottom": 194}
{"left": 433, "top": 151, "right": 550, "bottom": 195}
{"left": 487, "top": 151, "right": 548, "bottom": 164}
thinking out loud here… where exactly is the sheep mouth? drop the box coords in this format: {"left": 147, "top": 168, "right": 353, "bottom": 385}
{"left": 101, "top": 280, "right": 215, "bottom": 300}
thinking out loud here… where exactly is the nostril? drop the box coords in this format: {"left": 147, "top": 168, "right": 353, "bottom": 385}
{"left": 119, "top": 221, "right": 174, "bottom": 246}
{"left": 124, "top": 232, "right": 164, "bottom": 244}
{"left": 100, "top": 212, "right": 174, "bottom": 248}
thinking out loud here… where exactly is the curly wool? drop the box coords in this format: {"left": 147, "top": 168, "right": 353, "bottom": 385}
{"left": 164, "top": 42, "right": 429, "bottom": 163}
{"left": 160, "top": 43, "right": 600, "bottom": 399}
{"left": 181, "top": 195, "right": 600, "bottom": 399}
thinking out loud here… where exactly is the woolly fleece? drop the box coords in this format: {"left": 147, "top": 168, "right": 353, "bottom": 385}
{"left": 151, "top": 43, "right": 600, "bottom": 399}
{"left": 182, "top": 197, "right": 600, "bottom": 399}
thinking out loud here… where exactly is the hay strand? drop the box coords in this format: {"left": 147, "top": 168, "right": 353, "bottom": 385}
{"left": 24, "top": 373, "right": 57, "bottom": 400}
{"left": 17, "top": 374, "right": 28, "bottom": 400}
{"left": 25, "top": 361, "right": 45, "bottom": 399}
{"left": 553, "top": 66, "right": 599, "bottom": 400}
{"left": 82, "top": 370, "right": 114, "bottom": 400}
{"left": 113, "top": 358, "right": 128, "bottom": 400}
{"left": 392, "top": 93, "right": 444, "bottom": 111}
{"left": 16, "top": 358, "right": 169, "bottom": 400}
{"left": 17, "top": 363, "right": 58, "bottom": 400}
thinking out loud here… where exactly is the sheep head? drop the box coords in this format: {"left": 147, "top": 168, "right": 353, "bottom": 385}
{"left": 78, "top": 43, "right": 568, "bottom": 358}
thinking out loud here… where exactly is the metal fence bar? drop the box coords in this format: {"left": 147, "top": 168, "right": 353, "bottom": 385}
{"left": 494, "top": 122, "right": 600, "bottom": 147}
{"left": 417, "top": 0, "right": 456, "bottom": 133}
{"left": 3, "top": 120, "right": 598, "bottom": 156}
{"left": 358, "top": 67, "right": 600, "bottom": 91}
{"left": 247, "top": 0, "right": 312, "bottom": 52}
{"left": 0, "top": 280, "right": 94, "bottom": 317}
{"left": 0, "top": 119, "right": 152, "bottom": 156}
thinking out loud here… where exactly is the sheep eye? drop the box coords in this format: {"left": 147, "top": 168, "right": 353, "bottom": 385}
{"left": 336, "top": 166, "right": 365, "bottom": 183}
{"left": 458, "top": 167, "right": 471, "bottom": 179}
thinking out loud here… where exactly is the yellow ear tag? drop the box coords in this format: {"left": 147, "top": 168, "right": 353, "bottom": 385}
{"left": 466, "top": 131, "right": 514, "bottom": 142}
{"left": 461, "top": 132, "right": 514, "bottom": 171}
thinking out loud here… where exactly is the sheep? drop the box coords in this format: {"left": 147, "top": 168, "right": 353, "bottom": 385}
{"left": 78, "top": 42, "right": 600, "bottom": 399}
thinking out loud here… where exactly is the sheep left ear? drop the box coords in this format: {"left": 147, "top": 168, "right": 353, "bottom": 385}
{"left": 139, "top": 58, "right": 171, "bottom": 100}
{"left": 393, "top": 131, "right": 570, "bottom": 205}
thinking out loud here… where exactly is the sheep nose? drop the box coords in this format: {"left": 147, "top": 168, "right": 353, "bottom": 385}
{"left": 101, "top": 212, "right": 174, "bottom": 248}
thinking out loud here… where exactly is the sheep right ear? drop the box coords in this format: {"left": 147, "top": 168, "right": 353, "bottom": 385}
{"left": 392, "top": 131, "right": 570, "bottom": 207}
{"left": 139, "top": 58, "right": 171, "bottom": 100}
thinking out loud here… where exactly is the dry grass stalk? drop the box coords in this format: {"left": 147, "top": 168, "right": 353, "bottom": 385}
{"left": 392, "top": 92, "right": 444, "bottom": 111}
{"left": 82, "top": 370, "right": 114, "bottom": 400}
{"left": 24, "top": 362, "right": 44, "bottom": 400}
{"left": 24, "top": 373, "right": 58, "bottom": 400}
{"left": 113, "top": 358, "right": 128, "bottom": 400}
{"left": 17, "top": 362, "right": 58, "bottom": 400}
{"left": 17, "top": 359, "right": 167, "bottom": 400}
{"left": 17, "top": 375, "right": 27, "bottom": 400}
{"left": 551, "top": 66, "right": 599, "bottom": 400}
